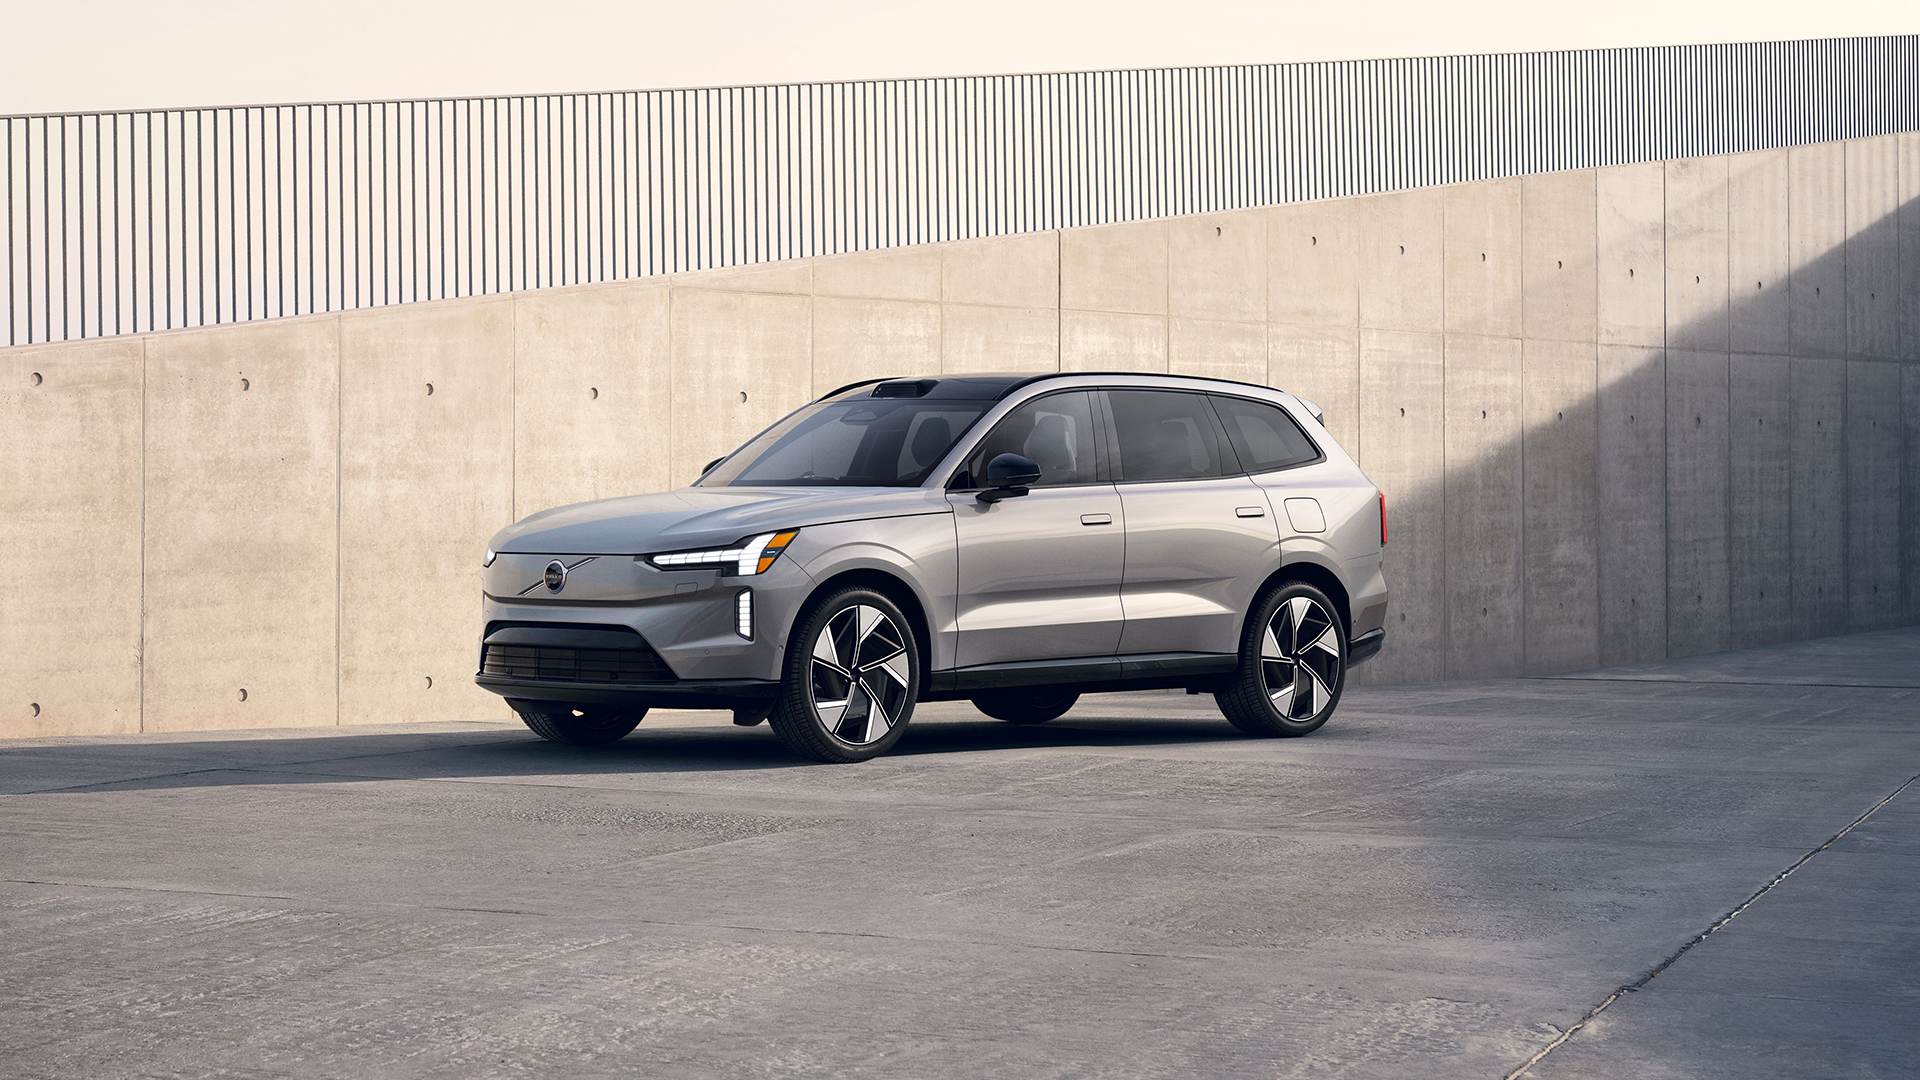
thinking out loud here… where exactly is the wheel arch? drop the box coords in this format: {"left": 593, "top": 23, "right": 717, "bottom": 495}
{"left": 1254, "top": 558, "right": 1354, "bottom": 638}
{"left": 800, "top": 567, "right": 936, "bottom": 694}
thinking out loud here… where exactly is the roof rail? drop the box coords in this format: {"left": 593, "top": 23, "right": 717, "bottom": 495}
{"left": 995, "top": 371, "right": 1281, "bottom": 399}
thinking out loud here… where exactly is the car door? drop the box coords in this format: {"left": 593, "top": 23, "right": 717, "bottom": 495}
{"left": 1102, "top": 388, "right": 1282, "bottom": 658}
{"left": 946, "top": 390, "right": 1125, "bottom": 668}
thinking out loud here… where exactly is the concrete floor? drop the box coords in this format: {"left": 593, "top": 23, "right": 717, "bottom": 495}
{"left": 3, "top": 628, "right": 1917, "bottom": 1079}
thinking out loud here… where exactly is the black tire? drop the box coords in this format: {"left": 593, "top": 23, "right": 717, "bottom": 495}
{"left": 768, "top": 587, "right": 921, "bottom": 763}
{"left": 1215, "top": 580, "right": 1347, "bottom": 737}
{"left": 513, "top": 702, "right": 644, "bottom": 746}
{"left": 972, "top": 690, "right": 1079, "bottom": 724}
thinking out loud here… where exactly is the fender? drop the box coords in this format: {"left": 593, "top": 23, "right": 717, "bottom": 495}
{"left": 788, "top": 517, "right": 960, "bottom": 672}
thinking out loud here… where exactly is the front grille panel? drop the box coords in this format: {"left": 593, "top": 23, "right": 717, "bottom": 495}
{"left": 481, "top": 642, "right": 676, "bottom": 684}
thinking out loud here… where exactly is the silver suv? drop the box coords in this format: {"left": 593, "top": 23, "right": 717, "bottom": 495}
{"left": 478, "top": 373, "right": 1389, "bottom": 762}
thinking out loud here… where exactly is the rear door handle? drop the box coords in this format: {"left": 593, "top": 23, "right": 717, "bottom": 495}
{"left": 1235, "top": 506, "right": 1266, "bottom": 518}
{"left": 1080, "top": 513, "right": 1113, "bottom": 525}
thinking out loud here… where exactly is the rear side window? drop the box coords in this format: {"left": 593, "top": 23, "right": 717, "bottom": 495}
{"left": 1210, "top": 394, "right": 1322, "bottom": 473}
{"left": 1106, "top": 389, "right": 1230, "bottom": 481}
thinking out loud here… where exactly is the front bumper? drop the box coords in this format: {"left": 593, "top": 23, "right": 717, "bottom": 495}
{"left": 474, "top": 550, "right": 814, "bottom": 704}
{"left": 475, "top": 672, "right": 779, "bottom": 710}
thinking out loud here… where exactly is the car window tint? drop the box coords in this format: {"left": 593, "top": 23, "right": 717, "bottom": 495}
{"left": 1106, "top": 389, "right": 1227, "bottom": 481}
{"left": 704, "top": 399, "right": 986, "bottom": 486}
{"left": 893, "top": 410, "right": 975, "bottom": 477}
{"left": 1211, "top": 395, "right": 1321, "bottom": 473}
{"left": 960, "top": 391, "right": 1097, "bottom": 488}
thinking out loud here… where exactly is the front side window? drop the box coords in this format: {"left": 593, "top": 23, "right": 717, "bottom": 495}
{"left": 700, "top": 397, "right": 988, "bottom": 487}
{"left": 1210, "top": 394, "right": 1322, "bottom": 473}
{"left": 953, "top": 391, "right": 1098, "bottom": 488}
{"left": 1105, "top": 389, "right": 1230, "bottom": 482}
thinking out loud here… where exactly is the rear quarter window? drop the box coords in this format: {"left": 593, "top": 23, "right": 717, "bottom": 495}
{"left": 1210, "top": 395, "right": 1322, "bottom": 473}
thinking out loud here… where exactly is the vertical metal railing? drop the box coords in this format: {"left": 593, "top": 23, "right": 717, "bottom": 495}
{"left": 4, "top": 35, "right": 1917, "bottom": 346}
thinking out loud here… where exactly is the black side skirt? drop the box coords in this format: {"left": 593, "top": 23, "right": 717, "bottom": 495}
{"left": 921, "top": 652, "right": 1238, "bottom": 701}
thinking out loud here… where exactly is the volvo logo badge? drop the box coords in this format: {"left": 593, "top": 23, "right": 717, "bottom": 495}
{"left": 543, "top": 560, "right": 568, "bottom": 593}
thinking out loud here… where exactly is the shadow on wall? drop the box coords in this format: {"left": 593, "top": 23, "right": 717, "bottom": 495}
{"left": 1335, "top": 156, "right": 1916, "bottom": 685}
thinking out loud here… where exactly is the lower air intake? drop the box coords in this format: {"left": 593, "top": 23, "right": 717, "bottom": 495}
{"left": 480, "top": 628, "right": 676, "bottom": 685}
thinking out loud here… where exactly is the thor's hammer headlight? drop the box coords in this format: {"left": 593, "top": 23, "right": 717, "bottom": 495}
{"left": 647, "top": 529, "right": 801, "bottom": 576}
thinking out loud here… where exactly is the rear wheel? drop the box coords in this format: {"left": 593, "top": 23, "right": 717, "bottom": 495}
{"left": 1215, "top": 581, "right": 1346, "bottom": 737}
{"left": 768, "top": 588, "right": 921, "bottom": 763}
{"left": 972, "top": 690, "right": 1078, "bottom": 724}
{"left": 512, "top": 702, "right": 644, "bottom": 746}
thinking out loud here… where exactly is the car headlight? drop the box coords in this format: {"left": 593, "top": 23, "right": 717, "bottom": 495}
{"left": 483, "top": 548, "right": 497, "bottom": 568}
{"left": 648, "top": 530, "right": 800, "bottom": 576}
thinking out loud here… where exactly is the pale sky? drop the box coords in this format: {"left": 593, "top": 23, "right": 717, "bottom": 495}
{"left": 2, "top": 0, "right": 1915, "bottom": 115}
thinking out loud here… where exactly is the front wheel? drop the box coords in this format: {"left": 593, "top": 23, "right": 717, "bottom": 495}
{"left": 768, "top": 588, "right": 921, "bottom": 763}
{"left": 513, "top": 702, "right": 644, "bottom": 746}
{"left": 972, "top": 690, "right": 1079, "bottom": 724}
{"left": 1214, "top": 581, "right": 1346, "bottom": 737}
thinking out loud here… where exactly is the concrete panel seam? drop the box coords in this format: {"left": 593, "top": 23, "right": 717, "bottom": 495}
{"left": 139, "top": 336, "right": 148, "bottom": 734}
{"left": 1725, "top": 341, "right": 1734, "bottom": 645}
{"left": 1503, "top": 770, "right": 1920, "bottom": 1080}
{"left": 1663, "top": 165, "right": 1672, "bottom": 657}
{"left": 1443, "top": 229, "right": 1455, "bottom": 681}
{"left": 1840, "top": 149, "right": 1851, "bottom": 626}
{"left": 335, "top": 312, "right": 345, "bottom": 726}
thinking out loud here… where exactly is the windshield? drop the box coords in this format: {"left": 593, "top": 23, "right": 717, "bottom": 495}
{"left": 699, "top": 396, "right": 991, "bottom": 487}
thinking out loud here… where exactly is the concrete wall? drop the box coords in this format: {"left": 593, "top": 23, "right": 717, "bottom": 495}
{"left": 4, "top": 134, "right": 1918, "bottom": 735}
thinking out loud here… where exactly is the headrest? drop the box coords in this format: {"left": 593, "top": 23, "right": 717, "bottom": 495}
{"left": 1024, "top": 414, "right": 1077, "bottom": 474}
{"left": 910, "top": 416, "right": 952, "bottom": 468}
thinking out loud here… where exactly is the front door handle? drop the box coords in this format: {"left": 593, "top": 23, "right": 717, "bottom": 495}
{"left": 1235, "top": 506, "right": 1266, "bottom": 518}
{"left": 1080, "top": 513, "right": 1113, "bottom": 525}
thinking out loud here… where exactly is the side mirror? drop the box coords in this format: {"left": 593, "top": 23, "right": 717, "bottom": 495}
{"left": 701, "top": 456, "right": 725, "bottom": 475}
{"left": 977, "top": 452, "right": 1041, "bottom": 503}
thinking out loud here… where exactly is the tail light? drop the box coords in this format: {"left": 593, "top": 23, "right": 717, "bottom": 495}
{"left": 1379, "top": 491, "right": 1388, "bottom": 546}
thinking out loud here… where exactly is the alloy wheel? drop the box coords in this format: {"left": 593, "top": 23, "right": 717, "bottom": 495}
{"left": 809, "top": 604, "right": 914, "bottom": 745}
{"left": 1261, "top": 595, "right": 1342, "bottom": 720}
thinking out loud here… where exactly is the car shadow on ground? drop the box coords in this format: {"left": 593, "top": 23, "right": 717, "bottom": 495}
{"left": 2, "top": 709, "right": 1250, "bottom": 795}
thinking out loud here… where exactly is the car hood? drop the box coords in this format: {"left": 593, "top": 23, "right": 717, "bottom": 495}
{"left": 489, "top": 486, "right": 952, "bottom": 555}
